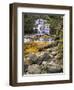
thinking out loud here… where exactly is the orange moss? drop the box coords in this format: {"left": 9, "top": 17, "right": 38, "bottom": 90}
{"left": 24, "top": 41, "right": 49, "bottom": 55}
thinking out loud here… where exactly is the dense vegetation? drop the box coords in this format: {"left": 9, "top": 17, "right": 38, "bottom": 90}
{"left": 24, "top": 14, "right": 63, "bottom": 37}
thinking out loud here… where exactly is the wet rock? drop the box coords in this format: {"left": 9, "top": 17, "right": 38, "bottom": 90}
{"left": 36, "top": 52, "right": 50, "bottom": 64}
{"left": 42, "top": 52, "right": 50, "bottom": 61}
{"left": 48, "top": 60, "right": 55, "bottom": 65}
{"left": 37, "top": 60, "right": 42, "bottom": 65}
{"left": 28, "top": 64, "right": 41, "bottom": 74}
{"left": 55, "top": 53, "right": 63, "bottom": 59}
{"left": 28, "top": 54, "right": 38, "bottom": 63}
{"left": 51, "top": 51, "right": 57, "bottom": 56}
{"left": 49, "top": 54, "right": 54, "bottom": 58}
{"left": 36, "top": 51, "right": 44, "bottom": 57}
{"left": 47, "top": 64, "right": 63, "bottom": 73}
{"left": 42, "top": 61, "right": 47, "bottom": 65}
{"left": 36, "top": 57, "right": 43, "bottom": 65}
{"left": 46, "top": 48, "right": 52, "bottom": 52}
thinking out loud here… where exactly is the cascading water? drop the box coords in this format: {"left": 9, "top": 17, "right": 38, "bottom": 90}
{"left": 34, "top": 19, "right": 53, "bottom": 42}
{"left": 24, "top": 19, "right": 54, "bottom": 42}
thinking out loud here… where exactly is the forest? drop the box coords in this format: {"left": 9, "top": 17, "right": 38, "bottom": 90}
{"left": 24, "top": 14, "right": 63, "bottom": 35}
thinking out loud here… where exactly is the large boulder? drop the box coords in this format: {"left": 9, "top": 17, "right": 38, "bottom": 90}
{"left": 27, "top": 64, "right": 41, "bottom": 74}
{"left": 47, "top": 64, "right": 63, "bottom": 73}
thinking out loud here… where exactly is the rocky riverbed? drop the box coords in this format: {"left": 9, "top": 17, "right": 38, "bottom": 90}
{"left": 24, "top": 35, "right": 63, "bottom": 74}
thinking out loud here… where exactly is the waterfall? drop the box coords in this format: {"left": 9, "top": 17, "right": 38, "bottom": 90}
{"left": 34, "top": 19, "right": 51, "bottom": 35}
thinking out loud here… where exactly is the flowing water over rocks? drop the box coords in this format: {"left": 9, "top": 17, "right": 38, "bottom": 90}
{"left": 24, "top": 35, "right": 63, "bottom": 74}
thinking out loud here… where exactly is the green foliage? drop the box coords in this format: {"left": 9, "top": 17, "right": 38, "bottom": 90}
{"left": 24, "top": 14, "right": 63, "bottom": 37}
